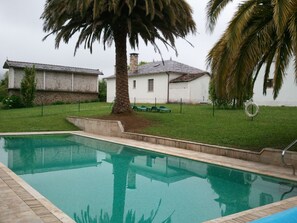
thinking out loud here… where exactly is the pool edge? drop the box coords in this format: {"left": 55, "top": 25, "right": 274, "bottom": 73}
{"left": 0, "top": 162, "right": 75, "bottom": 223}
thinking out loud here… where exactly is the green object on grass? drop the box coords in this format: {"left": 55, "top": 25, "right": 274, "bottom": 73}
{"left": 159, "top": 106, "right": 171, "bottom": 112}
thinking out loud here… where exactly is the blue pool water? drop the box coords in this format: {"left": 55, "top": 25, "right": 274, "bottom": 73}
{"left": 0, "top": 134, "right": 297, "bottom": 223}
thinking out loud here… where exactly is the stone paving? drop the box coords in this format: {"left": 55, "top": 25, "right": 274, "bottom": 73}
{"left": 0, "top": 131, "right": 297, "bottom": 223}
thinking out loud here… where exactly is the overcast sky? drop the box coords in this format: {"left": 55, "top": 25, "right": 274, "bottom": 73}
{"left": 0, "top": 0, "right": 237, "bottom": 78}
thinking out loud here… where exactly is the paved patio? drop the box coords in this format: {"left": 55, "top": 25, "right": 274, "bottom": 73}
{"left": 0, "top": 131, "right": 297, "bottom": 223}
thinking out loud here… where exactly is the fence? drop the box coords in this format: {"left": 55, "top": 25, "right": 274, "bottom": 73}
{"left": 107, "top": 96, "right": 211, "bottom": 105}
{"left": 0, "top": 101, "right": 111, "bottom": 119}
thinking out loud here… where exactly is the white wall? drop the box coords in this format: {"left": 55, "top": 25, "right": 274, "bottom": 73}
{"left": 107, "top": 73, "right": 178, "bottom": 103}
{"left": 253, "top": 62, "right": 297, "bottom": 106}
{"left": 169, "top": 75, "right": 210, "bottom": 103}
{"left": 169, "top": 82, "right": 189, "bottom": 103}
{"left": 8, "top": 68, "right": 14, "bottom": 88}
{"left": 129, "top": 73, "right": 169, "bottom": 103}
{"left": 106, "top": 78, "right": 116, "bottom": 103}
{"left": 189, "top": 75, "right": 210, "bottom": 103}
{"left": 107, "top": 73, "right": 211, "bottom": 104}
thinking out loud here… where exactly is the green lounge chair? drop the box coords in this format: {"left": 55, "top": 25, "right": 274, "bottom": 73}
{"left": 150, "top": 106, "right": 160, "bottom": 112}
{"left": 133, "top": 105, "right": 149, "bottom": 111}
{"left": 159, "top": 106, "right": 171, "bottom": 112}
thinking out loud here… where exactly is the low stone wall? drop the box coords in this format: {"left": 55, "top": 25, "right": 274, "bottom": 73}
{"left": 67, "top": 117, "right": 124, "bottom": 137}
{"left": 8, "top": 89, "right": 98, "bottom": 105}
{"left": 67, "top": 117, "right": 297, "bottom": 168}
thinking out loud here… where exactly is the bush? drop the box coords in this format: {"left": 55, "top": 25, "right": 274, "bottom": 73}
{"left": 21, "top": 66, "right": 36, "bottom": 107}
{"left": 98, "top": 80, "right": 107, "bottom": 102}
{"left": 208, "top": 78, "right": 233, "bottom": 109}
{"left": 0, "top": 72, "right": 8, "bottom": 101}
{"left": 51, "top": 101, "right": 65, "bottom": 105}
{"left": 2, "top": 95, "right": 24, "bottom": 109}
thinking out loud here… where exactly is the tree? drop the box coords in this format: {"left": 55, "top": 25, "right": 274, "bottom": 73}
{"left": 21, "top": 66, "right": 37, "bottom": 107}
{"left": 41, "top": 0, "right": 196, "bottom": 114}
{"left": 98, "top": 79, "right": 107, "bottom": 102}
{"left": 0, "top": 72, "right": 8, "bottom": 101}
{"left": 206, "top": 0, "right": 297, "bottom": 102}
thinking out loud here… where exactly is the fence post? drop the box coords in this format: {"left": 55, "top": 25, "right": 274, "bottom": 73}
{"left": 134, "top": 97, "right": 136, "bottom": 106}
{"left": 155, "top": 97, "right": 157, "bottom": 107}
{"left": 180, "top": 98, "right": 183, "bottom": 113}
{"left": 78, "top": 100, "right": 81, "bottom": 112}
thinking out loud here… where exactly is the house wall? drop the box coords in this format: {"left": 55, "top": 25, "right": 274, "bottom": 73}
{"left": 129, "top": 73, "right": 171, "bottom": 103}
{"left": 8, "top": 89, "right": 98, "bottom": 105}
{"left": 169, "top": 75, "right": 210, "bottom": 103}
{"left": 106, "top": 73, "right": 181, "bottom": 103}
{"left": 106, "top": 78, "right": 116, "bottom": 103}
{"left": 169, "top": 82, "right": 189, "bottom": 103}
{"left": 10, "top": 68, "right": 98, "bottom": 93}
{"left": 253, "top": 62, "right": 297, "bottom": 106}
{"left": 107, "top": 73, "right": 210, "bottom": 104}
{"left": 189, "top": 75, "right": 210, "bottom": 103}
{"left": 7, "top": 67, "right": 99, "bottom": 104}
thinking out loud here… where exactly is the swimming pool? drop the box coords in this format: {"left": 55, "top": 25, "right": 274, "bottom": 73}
{"left": 0, "top": 134, "right": 296, "bottom": 223}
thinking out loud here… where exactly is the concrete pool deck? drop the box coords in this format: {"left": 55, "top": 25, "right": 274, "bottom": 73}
{"left": 0, "top": 131, "right": 297, "bottom": 223}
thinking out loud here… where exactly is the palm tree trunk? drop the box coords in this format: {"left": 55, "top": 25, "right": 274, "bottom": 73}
{"left": 112, "top": 28, "right": 132, "bottom": 114}
{"left": 110, "top": 155, "right": 132, "bottom": 223}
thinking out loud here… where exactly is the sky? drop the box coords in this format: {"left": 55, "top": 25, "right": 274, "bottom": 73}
{"left": 0, "top": 0, "right": 237, "bottom": 78}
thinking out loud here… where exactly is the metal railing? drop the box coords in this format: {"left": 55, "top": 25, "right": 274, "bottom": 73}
{"left": 281, "top": 139, "right": 297, "bottom": 175}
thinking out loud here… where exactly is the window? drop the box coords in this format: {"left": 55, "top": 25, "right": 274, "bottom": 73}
{"left": 146, "top": 156, "right": 153, "bottom": 167}
{"left": 148, "top": 79, "right": 154, "bottom": 92}
{"left": 133, "top": 80, "right": 136, "bottom": 89}
{"left": 266, "top": 78, "right": 273, "bottom": 88}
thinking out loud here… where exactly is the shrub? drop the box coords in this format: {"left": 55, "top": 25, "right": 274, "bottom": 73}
{"left": 98, "top": 80, "right": 107, "bottom": 102}
{"left": 0, "top": 72, "right": 8, "bottom": 101}
{"left": 2, "top": 95, "right": 24, "bottom": 109}
{"left": 21, "top": 66, "right": 36, "bottom": 107}
{"left": 51, "top": 101, "right": 65, "bottom": 105}
{"left": 208, "top": 78, "right": 233, "bottom": 109}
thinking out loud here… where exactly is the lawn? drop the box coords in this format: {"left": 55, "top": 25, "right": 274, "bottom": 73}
{"left": 0, "top": 102, "right": 111, "bottom": 132}
{"left": 0, "top": 102, "right": 296, "bottom": 151}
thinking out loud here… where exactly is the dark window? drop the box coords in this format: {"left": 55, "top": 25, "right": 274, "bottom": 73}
{"left": 146, "top": 156, "right": 152, "bottom": 167}
{"left": 133, "top": 80, "right": 136, "bottom": 89}
{"left": 148, "top": 79, "right": 154, "bottom": 92}
{"left": 266, "top": 79, "right": 273, "bottom": 88}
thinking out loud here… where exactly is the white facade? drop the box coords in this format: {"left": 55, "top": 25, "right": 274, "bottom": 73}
{"left": 106, "top": 72, "right": 210, "bottom": 104}
{"left": 169, "top": 75, "right": 210, "bottom": 103}
{"left": 253, "top": 62, "right": 297, "bottom": 106}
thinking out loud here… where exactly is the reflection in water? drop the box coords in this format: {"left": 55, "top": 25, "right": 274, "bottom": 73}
{"left": 207, "top": 166, "right": 252, "bottom": 216}
{"left": 74, "top": 200, "right": 173, "bottom": 223}
{"left": 1, "top": 134, "right": 297, "bottom": 223}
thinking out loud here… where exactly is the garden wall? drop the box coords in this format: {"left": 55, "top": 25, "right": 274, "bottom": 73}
{"left": 67, "top": 117, "right": 297, "bottom": 168}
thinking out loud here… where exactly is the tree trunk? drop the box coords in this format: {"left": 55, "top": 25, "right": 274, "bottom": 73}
{"left": 110, "top": 155, "right": 132, "bottom": 223}
{"left": 112, "top": 28, "right": 132, "bottom": 114}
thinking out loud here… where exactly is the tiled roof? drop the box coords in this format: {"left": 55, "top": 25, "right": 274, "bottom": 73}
{"left": 170, "top": 73, "right": 209, "bottom": 83}
{"left": 105, "top": 60, "right": 207, "bottom": 79}
{"left": 3, "top": 60, "right": 103, "bottom": 76}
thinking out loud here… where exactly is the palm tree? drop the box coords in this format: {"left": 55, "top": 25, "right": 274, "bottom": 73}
{"left": 206, "top": 0, "right": 297, "bottom": 102}
{"left": 41, "top": 0, "right": 196, "bottom": 114}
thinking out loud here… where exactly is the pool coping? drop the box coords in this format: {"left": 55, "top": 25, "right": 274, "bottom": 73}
{"left": 0, "top": 131, "right": 297, "bottom": 223}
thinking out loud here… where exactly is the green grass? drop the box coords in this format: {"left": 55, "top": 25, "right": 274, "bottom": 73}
{"left": 0, "top": 102, "right": 111, "bottom": 132}
{"left": 0, "top": 102, "right": 296, "bottom": 151}
{"left": 138, "top": 104, "right": 297, "bottom": 151}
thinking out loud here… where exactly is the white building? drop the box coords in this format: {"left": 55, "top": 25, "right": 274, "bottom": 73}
{"left": 253, "top": 61, "right": 297, "bottom": 106}
{"left": 105, "top": 53, "right": 210, "bottom": 104}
